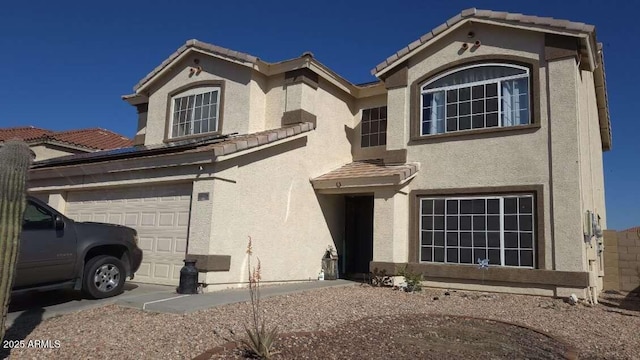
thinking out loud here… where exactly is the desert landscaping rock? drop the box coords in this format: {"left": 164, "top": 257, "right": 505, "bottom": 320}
{"left": 4, "top": 285, "right": 640, "bottom": 359}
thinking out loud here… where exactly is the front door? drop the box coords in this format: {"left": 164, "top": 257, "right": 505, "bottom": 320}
{"left": 344, "top": 196, "right": 374, "bottom": 278}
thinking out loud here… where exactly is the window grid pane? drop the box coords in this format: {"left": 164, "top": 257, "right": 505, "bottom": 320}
{"left": 172, "top": 90, "right": 220, "bottom": 137}
{"left": 361, "top": 106, "right": 388, "bottom": 148}
{"left": 419, "top": 195, "right": 535, "bottom": 268}
{"left": 421, "top": 65, "right": 530, "bottom": 136}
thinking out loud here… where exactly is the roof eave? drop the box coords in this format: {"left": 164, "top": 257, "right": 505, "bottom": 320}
{"left": 594, "top": 44, "right": 612, "bottom": 151}
{"left": 122, "top": 93, "right": 149, "bottom": 105}
{"left": 372, "top": 12, "right": 599, "bottom": 78}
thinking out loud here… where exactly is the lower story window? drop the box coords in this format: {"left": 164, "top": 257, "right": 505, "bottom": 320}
{"left": 419, "top": 194, "right": 535, "bottom": 268}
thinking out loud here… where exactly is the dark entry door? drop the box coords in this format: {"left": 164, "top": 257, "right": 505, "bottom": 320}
{"left": 344, "top": 196, "right": 374, "bottom": 276}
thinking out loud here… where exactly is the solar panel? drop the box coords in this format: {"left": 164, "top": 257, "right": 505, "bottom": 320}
{"left": 32, "top": 133, "right": 233, "bottom": 168}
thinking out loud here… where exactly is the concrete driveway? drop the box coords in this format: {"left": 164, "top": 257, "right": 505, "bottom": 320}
{"left": 6, "top": 282, "right": 174, "bottom": 328}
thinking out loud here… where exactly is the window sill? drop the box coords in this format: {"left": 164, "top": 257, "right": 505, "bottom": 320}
{"left": 370, "top": 261, "right": 589, "bottom": 287}
{"left": 410, "top": 123, "right": 540, "bottom": 144}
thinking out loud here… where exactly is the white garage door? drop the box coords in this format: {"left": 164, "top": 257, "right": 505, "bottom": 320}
{"left": 65, "top": 184, "right": 192, "bottom": 286}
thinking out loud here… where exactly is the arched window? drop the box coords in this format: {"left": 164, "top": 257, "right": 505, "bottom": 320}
{"left": 420, "top": 64, "right": 530, "bottom": 135}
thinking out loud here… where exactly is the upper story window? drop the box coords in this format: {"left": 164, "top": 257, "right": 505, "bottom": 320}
{"left": 171, "top": 86, "right": 220, "bottom": 138}
{"left": 361, "top": 106, "right": 387, "bottom": 147}
{"left": 420, "top": 64, "right": 530, "bottom": 136}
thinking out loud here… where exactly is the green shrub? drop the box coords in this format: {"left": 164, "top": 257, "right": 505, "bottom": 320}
{"left": 398, "top": 265, "right": 423, "bottom": 292}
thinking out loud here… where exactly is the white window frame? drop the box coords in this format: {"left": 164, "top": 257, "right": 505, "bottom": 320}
{"left": 169, "top": 86, "right": 221, "bottom": 138}
{"left": 418, "top": 194, "right": 536, "bottom": 268}
{"left": 419, "top": 63, "right": 530, "bottom": 136}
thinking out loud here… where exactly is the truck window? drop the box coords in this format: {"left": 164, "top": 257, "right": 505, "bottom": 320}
{"left": 23, "top": 202, "right": 54, "bottom": 230}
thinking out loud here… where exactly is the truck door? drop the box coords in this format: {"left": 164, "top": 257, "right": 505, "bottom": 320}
{"left": 13, "top": 200, "right": 77, "bottom": 288}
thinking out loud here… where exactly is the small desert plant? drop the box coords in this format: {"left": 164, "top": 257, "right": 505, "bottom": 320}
{"left": 243, "top": 236, "right": 279, "bottom": 359}
{"left": 370, "top": 268, "right": 393, "bottom": 287}
{"left": 398, "top": 265, "right": 423, "bottom": 292}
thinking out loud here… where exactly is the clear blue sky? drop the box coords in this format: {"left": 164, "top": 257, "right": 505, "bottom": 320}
{"left": 1, "top": 0, "right": 638, "bottom": 230}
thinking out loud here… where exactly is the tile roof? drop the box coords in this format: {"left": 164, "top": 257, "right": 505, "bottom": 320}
{"left": 0, "top": 126, "right": 132, "bottom": 150}
{"left": 184, "top": 122, "right": 315, "bottom": 157}
{"left": 0, "top": 126, "right": 50, "bottom": 141}
{"left": 312, "top": 160, "right": 420, "bottom": 190}
{"left": 133, "top": 39, "right": 259, "bottom": 92}
{"left": 31, "top": 122, "right": 315, "bottom": 169}
{"left": 372, "top": 8, "right": 597, "bottom": 75}
{"left": 622, "top": 226, "right": 640, "bottom": 233}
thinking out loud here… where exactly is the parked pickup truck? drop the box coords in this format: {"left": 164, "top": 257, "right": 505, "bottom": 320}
{"left": 12, "top": 196, "right": 143, "bottom": 299}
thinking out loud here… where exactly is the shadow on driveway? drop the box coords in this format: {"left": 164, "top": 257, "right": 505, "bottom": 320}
{"left": 8, "top": 283, "right": 140, "bottom": 313}
{"left": 1, "top": 307, "right": 44, "bottom": 359}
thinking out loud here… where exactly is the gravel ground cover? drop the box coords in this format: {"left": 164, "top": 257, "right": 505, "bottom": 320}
{"left": 3, "top": 285, "right": 639, "bottom": 359}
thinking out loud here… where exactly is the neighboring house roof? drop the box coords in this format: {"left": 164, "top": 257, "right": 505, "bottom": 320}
{"left": 311, "top": 160, "right": 420, "bottom": 191}
{"left": 622, "top": 226, "right": 640, "bottom": 233}
{"left": 0, "top": 126, "right": 132, "bottom": 151}
{"left": 31, "top": 122, "right": 315, "bottom": 169}
{"left": 0, "top": 126, "right": 50, "bottom": 141}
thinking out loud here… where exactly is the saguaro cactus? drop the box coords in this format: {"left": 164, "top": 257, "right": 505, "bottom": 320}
{"left": 0, "top": 140, "right": 33, "bottom": 342}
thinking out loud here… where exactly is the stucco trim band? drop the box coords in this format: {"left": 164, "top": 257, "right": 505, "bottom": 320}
{"left": 370, "top": 261, "right": 589, "bottom": 287}
{"left": 284, "top": 68, "right": 319, "bottom": 89}
{"left": 383, "top": 63, "right": 408, "bottom": 90}
{"left": 186, "top": 254, "right": 232, "bottom": 272}
{"left": 282, "top": 109, "right": 317, "bottom": 127}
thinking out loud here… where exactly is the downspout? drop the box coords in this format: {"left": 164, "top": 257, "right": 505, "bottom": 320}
{"left": 545, "top": 64, "right": 557, "bottom": 271}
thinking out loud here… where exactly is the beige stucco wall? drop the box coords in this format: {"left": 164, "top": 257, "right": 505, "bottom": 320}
{"left": 248, "top": 71, "right": 268, "bottom": 134}
{"left": 372, "top": 186, "right": 409, "bottom": 264}
{"left": 388, "top": 24, "right": 556, "bottom": 270}
{"left": 373, "top": 23, "right": 604, "bottom": 279}
{"left": 144, "top": 53, "right": 255, "bottom": 145}
{"left": 547, "top": 57, "right": 585, "bottom": 273}
{"left": 187, "top": 78, "right": 354, "bottom": 289}
{"left": 264, "top": 74, "right": 286, "bottom": 130}
{"left": 577, "top": 68, "right": 608, "bottom": 291}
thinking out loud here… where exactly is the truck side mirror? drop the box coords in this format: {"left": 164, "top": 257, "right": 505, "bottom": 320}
{"left": 54, "top": 215, "right": 65, "bottom": 230}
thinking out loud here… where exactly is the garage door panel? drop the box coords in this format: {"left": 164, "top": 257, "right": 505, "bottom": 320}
{"left": 66, "top": 184, "right": 191, "bottom": 286}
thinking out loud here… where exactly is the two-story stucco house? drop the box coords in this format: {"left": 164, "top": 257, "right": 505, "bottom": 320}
{"left": 28, "top": 8, "right": 611, "bottom": 300}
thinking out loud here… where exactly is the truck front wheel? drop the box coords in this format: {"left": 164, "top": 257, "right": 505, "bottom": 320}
{"left": 83, "top": 255, "right": 126, "bottom": 299}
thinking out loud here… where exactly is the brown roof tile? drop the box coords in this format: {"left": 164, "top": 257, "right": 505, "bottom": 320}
{"left": 184, "top": 122, "right": 315, "bottom": 158}
{"left": 0, "top": 126, "right": 132, "bottom": 150}
{"left": 133, "top": 39, "right": 259, "bottom": 92}
{"left": 0, "top": 126, "right": 51, "bottom": 142}
{"left": 312, "top": 159, "right": 419, "bottom": 184}
{"left": 371, "top": 8, "right": 598, "bottom": 76}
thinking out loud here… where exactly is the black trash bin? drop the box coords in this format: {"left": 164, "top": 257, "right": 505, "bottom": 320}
{"left": 177, "top": 259, "right": 199, "bottom": 294}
